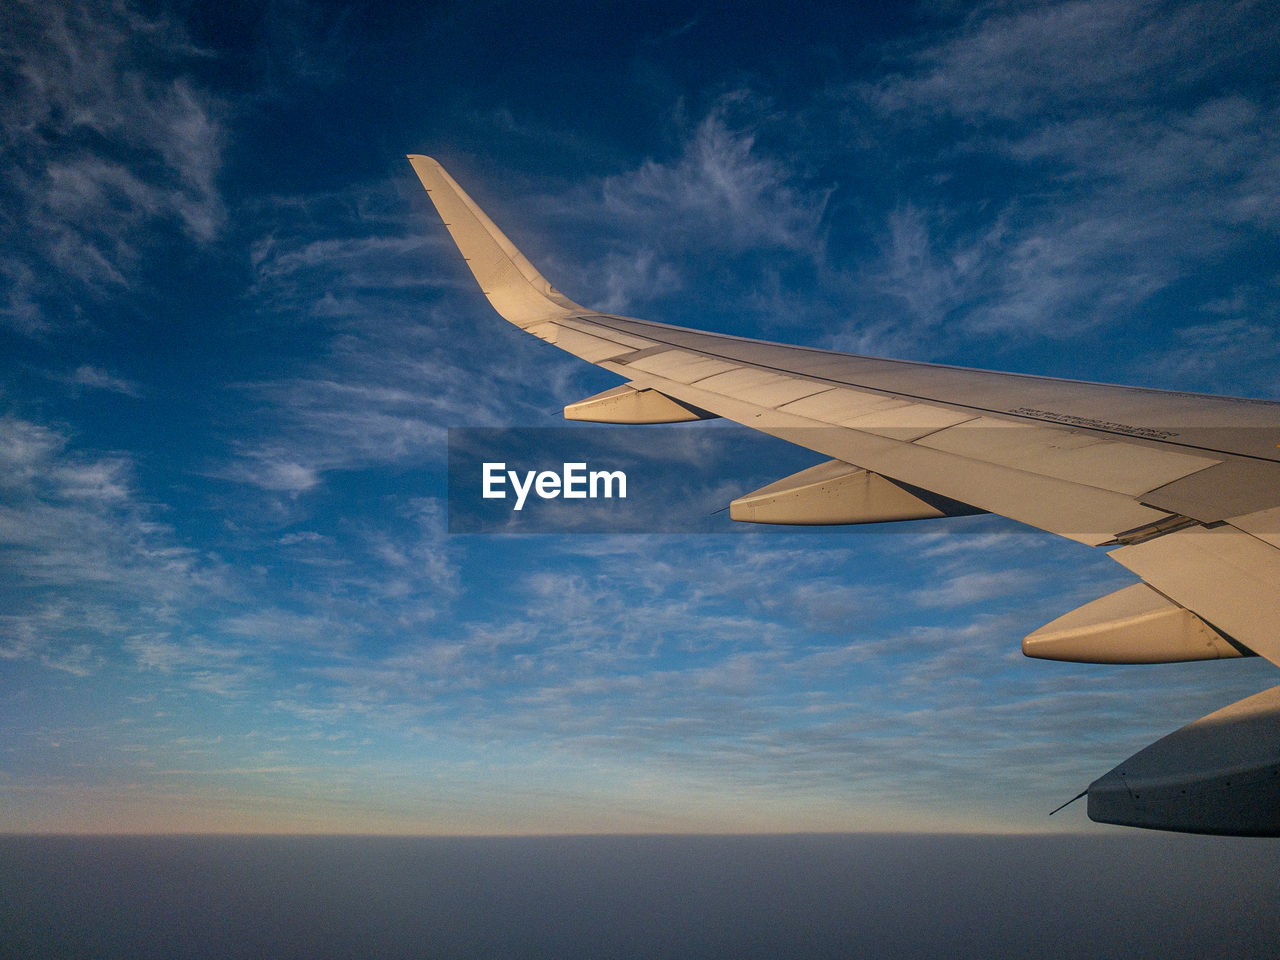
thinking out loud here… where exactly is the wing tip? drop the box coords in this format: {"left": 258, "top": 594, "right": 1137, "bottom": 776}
{"left": 406, "top": 153, "right": 586, "bottom": 323}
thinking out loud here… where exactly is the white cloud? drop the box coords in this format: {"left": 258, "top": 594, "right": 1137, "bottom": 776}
{"left": 839, "top": 0, "right": 1280, "bottom": 358}
{"left": 1145, "top": 299, "right": 1280, "bottom": 398}
{"left": 532, "top": 99, "right": 831, "bottom": 314}
{"left": 912, "top": 569, "right": 1037, "bottom": 609}
{"left": 598, "top": 107, "right": 827, "bottom": 253}
{"left": 0, "top": 417, "right": 67, "bottom": 485}
{"left": 0, "top": 416, "right": 217, "bottom": 676}
{"left": 66, "top": 365, "right": 145, "bottom": 397}
{"left": 591, "top": 248, "right": 684, "bottom": 315}
{"left": 227, "top": 179, "right": 606, "bottom": 494}
{"left": 869, "top": 0, "right": 1267, "bottom": 123}
{"left": 223, "top": 451, "right": 321, "bottom": 494}
{"left": 124, "top": 633, "right": 263, "bottom": 698}
{"left": 0, "top": 0, "right": 226, "bottom": 327}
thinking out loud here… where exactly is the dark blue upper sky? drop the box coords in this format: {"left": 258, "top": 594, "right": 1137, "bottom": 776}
{"left": 1, "top": 0, "right": 1277, "bottom": 833}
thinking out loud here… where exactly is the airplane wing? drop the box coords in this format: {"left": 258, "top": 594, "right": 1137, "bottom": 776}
{"left": 408, "top": 154, "right": 1280, "bottom": 836}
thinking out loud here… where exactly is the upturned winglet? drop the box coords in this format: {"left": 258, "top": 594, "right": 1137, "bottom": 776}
{"left": 407, "top": 155, "right": 586, "bottom": 326}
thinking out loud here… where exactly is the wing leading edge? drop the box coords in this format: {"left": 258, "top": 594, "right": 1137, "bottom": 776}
{"left": 408, "top": 155, "right": 1280, "bottom": 835}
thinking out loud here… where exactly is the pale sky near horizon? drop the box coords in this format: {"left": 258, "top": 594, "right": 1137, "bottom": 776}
{"left": 2, "top": 0, "right": 1278, "bottom": 834}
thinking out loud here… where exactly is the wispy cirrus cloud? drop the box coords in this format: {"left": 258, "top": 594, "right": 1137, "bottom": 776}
{"left": 0, "top": 415, "right": 219, "bottom": 676}
{"left": 866, "top": 0, "right": 1256, "bottom": 120}
{"left": 0, "top": 0, "right": 226, "bottom": 332}
{"left": 124, "top": 632, "right": 266, "bottom": 698}
{"left": 1145, "top": 286, "right": 1280, "bottom": 397}
{"left": 246, "top": 522, "right": 1275, "bottom": 827}
{"left": 0, "top": 409, "right": 457, "bottom": 705}
{"left": 57, "top": 365, "right": 146, "bottom": 397}
{"left": 829, "top": 0, "right": 1280, "bottom": 381}
{"left": 227, "top": 179, "right": 601, "bottom": 494}
{"left": 868, "top": 0, "right": 1271, "bottom": 122}
{"left": 530, "top": 98, "right": 831, "bottom": 317}
{"left": 596, "top": 104, "right": 827, "bottom": 254}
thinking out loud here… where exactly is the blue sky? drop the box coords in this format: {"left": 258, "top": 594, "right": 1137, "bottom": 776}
{"left": 1, "top": 0, "right": 1277, "bottom": 834}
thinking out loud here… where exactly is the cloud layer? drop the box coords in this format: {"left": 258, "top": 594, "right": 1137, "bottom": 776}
{"left": 1, "top": 0, "right": 226, "bottom": 333}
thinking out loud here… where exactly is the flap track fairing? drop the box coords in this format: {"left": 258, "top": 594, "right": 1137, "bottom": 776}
{"left": 1023, "top": 582, "right": 1249, "bottom": 664}
{"left": 564, "top": 384, "right": 719, "bottom": 424}
{"left": 730, "top": 460, "right": 986, "bottom": 526}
